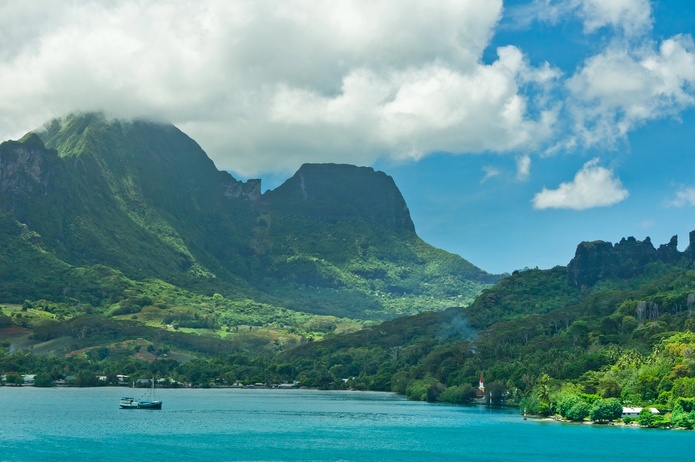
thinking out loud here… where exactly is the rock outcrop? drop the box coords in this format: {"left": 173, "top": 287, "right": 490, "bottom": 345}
{"left": 567, "top": 234, "right": 693, "bottom": 288}
{"left": 266, "top": 163, "right": 416, "bottom": 234}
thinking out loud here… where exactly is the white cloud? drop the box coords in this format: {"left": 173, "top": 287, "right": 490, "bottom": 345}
{"left": 0, "top": 0, "right": 691, "bottom": 184}
{"left": 532, "top": 158, "right": 629, "bottom": 210}
{"left": 516, "top": 155, "right": 531, "bottom": 180}
{"left": 567, "top": 35, "right": 695, "bottom": 147}
{"left": 574, "top": 0, "right": 652, "bottom": 37}
{"left": 0, "top": 0, "right": 563, "bottom": 176}
{"left": 667, "top": 186, "right": 695, "bottom": 207}
{"left": 508, "top": 0, "right": 695, "bottom": 157}
{"left": 516, "top": 0, "right": 652, "bottom": 37}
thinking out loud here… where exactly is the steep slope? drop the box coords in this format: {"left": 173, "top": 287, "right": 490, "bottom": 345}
{"left": 257, "top": 163, "right": 497, "bottom": 317}
{"left": 35, "top": 113, "right": 259, "bottom": 287}
{"left": 0, "top": 112, "right": 498, "bottom": 323}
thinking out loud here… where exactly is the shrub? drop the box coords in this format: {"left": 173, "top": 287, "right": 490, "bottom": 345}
{"left": 405, "top": 377, "right": 445, "bottom": 402}
{"left": 439, "top": 384, "right": 477, "bottom": 404}
{"left": 670, "top": 405, "right": 695, "bottom": 429}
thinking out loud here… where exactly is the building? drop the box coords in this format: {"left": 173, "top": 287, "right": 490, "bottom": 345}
{"left": 622, "top": 407, "right": 660, "bottom": 418}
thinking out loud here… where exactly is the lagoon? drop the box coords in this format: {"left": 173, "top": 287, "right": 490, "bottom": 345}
{"left": 0, "top": 387, "right": 692, "bottom": 461}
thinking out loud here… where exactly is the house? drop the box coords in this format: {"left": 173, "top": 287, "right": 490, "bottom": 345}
{"left": 622, "top": 407, "right": 660, "bottom": 418}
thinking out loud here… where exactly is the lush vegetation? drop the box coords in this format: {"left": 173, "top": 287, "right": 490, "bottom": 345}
{"left": 4, "top": 113, "right": 695, "bottom": 430}
{"left": 0, "top": 113, "right": 497, "bottom": 325}
{"left": 7, "top": 259, "right": 690, "bottom": 428}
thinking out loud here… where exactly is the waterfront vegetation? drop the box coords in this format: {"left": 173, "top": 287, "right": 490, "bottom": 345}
{"left": 4, "top": 263, "right": 695, "bottom": 429}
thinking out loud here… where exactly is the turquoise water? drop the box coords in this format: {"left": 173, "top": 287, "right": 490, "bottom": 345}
{"left": 0, "top": 387, "right": 693, "bottom": 461}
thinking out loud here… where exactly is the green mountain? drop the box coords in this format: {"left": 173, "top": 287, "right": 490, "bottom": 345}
{"left": 0, "top": 112, "right": 498, "bottom": 351}
{"left": 3, "top": 114, "right": 695, "bottom": 428}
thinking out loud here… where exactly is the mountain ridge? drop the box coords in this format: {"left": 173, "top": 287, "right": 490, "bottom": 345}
{"left": 0, "top": 112, "right": 499, "bottom": 324}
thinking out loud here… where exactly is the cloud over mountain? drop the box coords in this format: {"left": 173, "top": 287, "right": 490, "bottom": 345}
{"left": 0, "top": 0, "right": 693, "bottom": 186}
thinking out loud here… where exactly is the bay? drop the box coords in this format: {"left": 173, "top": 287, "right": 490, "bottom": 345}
{"left": 0, "top": 387, "right": 692, "bottom": 461}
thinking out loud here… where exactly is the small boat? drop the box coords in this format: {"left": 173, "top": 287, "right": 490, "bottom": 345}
{"left": 119, "top": 378, "right": 162, "bottom": 410}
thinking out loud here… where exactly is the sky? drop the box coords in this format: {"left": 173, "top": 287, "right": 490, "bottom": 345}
{"left": 1, "top": 0, "right": 695, "bottom": 274}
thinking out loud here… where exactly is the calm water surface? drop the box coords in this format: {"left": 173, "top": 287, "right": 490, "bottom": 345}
{"left": 0, "top": 387, "right": 692, "bottom": 461}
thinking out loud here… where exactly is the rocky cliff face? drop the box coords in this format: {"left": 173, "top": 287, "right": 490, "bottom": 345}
{"left": 266, "top": 163, "right": 415, "bottom": 234}
{"left": 567, "top": 233, "right": 694, "bottom": 288}
{"left": 0, "top": 134, "right": 55, "bottom": 202}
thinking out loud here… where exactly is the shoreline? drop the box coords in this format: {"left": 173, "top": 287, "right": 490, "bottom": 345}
{"left": 531, "top": 414, "right": 684, "bottom": 430}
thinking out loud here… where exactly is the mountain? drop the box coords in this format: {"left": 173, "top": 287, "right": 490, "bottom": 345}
{"left": 2, "top": 116, "right": 695, "bottom": 427}
{"left": 246, "top": 232, "right": 695, "bottom": 419}
{"left": 566, "top": 233, "right": 695, "bottom": 288}
{"left": 0, "top": 113, "right": 499, "bottom": 333}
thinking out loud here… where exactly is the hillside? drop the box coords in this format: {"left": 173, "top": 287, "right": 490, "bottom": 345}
{"left": 0, "top": 112, "right": 498, "bottom": 358}
{"left": 246, "top": 232, "right": 695, "bottom": 426}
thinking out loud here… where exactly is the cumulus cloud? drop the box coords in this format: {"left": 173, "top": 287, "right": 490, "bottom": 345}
{"left": 0, "top": 0, "right": 562, "bottom": 176}
{"left": 532, "top": 158, "right": 629, "bottom": 210}
{"left": 515, "top": 0, "right": 652, "bottom": 37}
{"left": 567, "top": 35, "right": 695, "bottom": 147}
{"left": 574, "top": 0, "right": 652, "bottom": 37}
{"left": 0, "top": 0, "right": 692, "bottom": 185}
{"left": 508, "top": 0, "right": 695, "bottom": 158}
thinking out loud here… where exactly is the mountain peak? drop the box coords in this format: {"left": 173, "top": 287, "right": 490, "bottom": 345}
{"left": 268, "top": 163, "right": 415, "bottom": 233}
{"left": 566, "top": 233, "right": 692, "bottom": 288}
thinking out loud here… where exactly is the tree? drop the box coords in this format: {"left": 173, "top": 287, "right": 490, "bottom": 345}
{"left": 4, "top": 372, "right": 24, "bottom": 386}
{"left": 566, "top": 402, "right": 590, "bottom": 421}
{"left": 405, "top": 377, "right": 444, "bottom": 402}
{"left": 439, "top": 384, "right": 477, "bottom": 404}
{"left": 33, "top": 373, "right": 55, "bottom": 387}
{"left": 534, "top": 373, "right": 552, "bottom": 415}
{"left": 487, "top": 380, "right": 507, "bottom": 405}
{"left": 670, "top": 404, "right": 695, "bottom": 429}
{"left": 638, "top": 408, "right": 668, "bottom": 428}
{"left": 557, "top": 394, "right": 582, "bottom": 418}
{"left": 589, "top": 398, "right": 622, "bottom": 423}
{"left": 76, "top": 371, "right": 99, "bottom": 387}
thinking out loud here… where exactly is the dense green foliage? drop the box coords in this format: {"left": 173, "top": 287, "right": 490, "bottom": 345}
{"left": 0, "top": 113, "right": 496, "bottom": 326}
{"left": 4, "top": 255, "right": 695, "bottom": 430}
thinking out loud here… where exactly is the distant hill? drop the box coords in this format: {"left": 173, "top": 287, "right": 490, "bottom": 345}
{"left": 0, "top": 113, "right": 499, "bottom": 349}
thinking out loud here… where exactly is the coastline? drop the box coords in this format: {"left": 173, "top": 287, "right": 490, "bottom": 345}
{"left": 532, "top": 414, "right": 678, "bottom": 430}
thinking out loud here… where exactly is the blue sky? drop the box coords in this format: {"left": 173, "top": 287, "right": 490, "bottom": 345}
{"left": 1, "top": 0, "right": 694, "bottom": 274}
{"left": 379, "top": 0, "right": 695, "bottom": 274}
